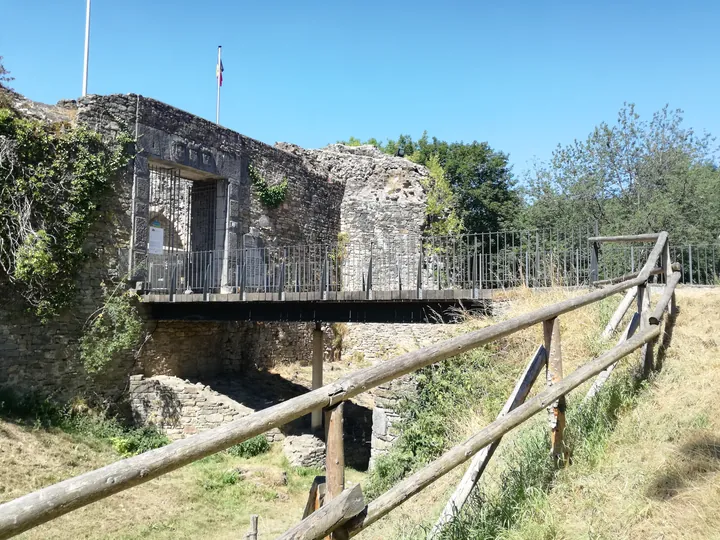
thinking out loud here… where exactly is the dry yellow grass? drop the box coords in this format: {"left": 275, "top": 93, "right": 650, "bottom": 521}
{"left": 355, "top": 286, "right": 621, "bottom": 539}
{"left": 3, "top": 286, "right": 715, "bottom": 539}
{"left": 0, "top": 427, "right": 364, "bottom": 539}
{"left": 502, "top": 286, "right": 720, "bottom": 540}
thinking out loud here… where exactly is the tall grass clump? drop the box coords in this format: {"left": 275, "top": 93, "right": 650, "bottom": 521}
{"left": 365, "top": 346, "right": 518, "bottom": 499}
{"left": 227, "top": 434, "right": 271, "bottom": 458}
{"left": 440, "top": 364, "right": 646, "bottom": 539}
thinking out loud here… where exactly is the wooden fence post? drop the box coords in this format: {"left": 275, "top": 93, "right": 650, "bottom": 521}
{"left": 245, "top": 514, "right": 258, "bottom": 540}
{"left": 543, "top": 317, "right": 566, "bottom": 465}
{"left": 324, "top": 402, "right": 346, "bottom": 539}
{"left": 637, "top": 284, "right": 654, "bottom": 377}
{"left": 324, "top": 403, "right": 345, "bottom": 500}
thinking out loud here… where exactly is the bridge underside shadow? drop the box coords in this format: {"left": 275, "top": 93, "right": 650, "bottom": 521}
{"left": 141, "top": 298, "right": 493, "bottom": 323}
{"left": 198, "top": 371, "right": 373, "bottom": 471}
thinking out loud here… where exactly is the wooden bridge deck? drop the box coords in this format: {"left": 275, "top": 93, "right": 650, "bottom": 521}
{"left": 140, "top": 289, "right": 494, "bottom": 323}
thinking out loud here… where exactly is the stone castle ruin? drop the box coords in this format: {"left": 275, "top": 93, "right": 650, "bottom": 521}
{"left": 0, "top": 92, "right": 455, "bottom": 467}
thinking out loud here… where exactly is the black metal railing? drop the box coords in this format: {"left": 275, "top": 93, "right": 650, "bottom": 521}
{"left": 135, "top": 230, "right": 720, "bottom": 297}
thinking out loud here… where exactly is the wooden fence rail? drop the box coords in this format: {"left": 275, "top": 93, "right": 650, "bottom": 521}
{"left": 346, "top": 327, "right": 662, "bottom": 537}
{"left": 0, "top": 232, "right": 680, "bottom": 540}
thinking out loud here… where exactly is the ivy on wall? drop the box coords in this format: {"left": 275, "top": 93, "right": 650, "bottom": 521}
{"left": 79, "top": 283, "right": 144, "bottom": 373}
{"left": 0, "top": 107, "right": 132, "bottom": 319}
{"left": 248, "top": 163, "right": 288, "bottom": 208}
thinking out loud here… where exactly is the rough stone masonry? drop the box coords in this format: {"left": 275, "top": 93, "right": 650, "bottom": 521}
{"left": 0, "top": 91, "right": 443, "bottom": 466}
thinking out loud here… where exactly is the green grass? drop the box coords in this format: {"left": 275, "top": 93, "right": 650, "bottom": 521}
{"left": 437, "top": 366, "right": 646, "bottom": 540}
{"left": 0, "top": 388, "right": 169, "bottom": 457}
{"left": 365, "top": 345, "right": 520, "bottom": 500}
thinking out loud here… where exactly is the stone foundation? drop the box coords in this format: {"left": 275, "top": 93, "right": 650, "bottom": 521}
{"left": 128, "top": 374, "right": 283, "bottom": 442}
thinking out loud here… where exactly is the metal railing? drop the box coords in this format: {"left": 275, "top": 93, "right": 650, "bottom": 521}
{"left": 137, "top": 227, "right": 626, "bottom": 297}
{"left": 133, "top": 231, "right": 719, "bottom": 299}
{"left": 671, "top": 244, "right": 720, "bottom": 285}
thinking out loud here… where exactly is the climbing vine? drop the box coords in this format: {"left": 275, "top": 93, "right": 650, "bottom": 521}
{"left": 0, "top": 107, "right": 132, "bottom": 319}
{"left": 248, "top": 163, "right": 288, "bottom": 208}
{"left": 79, "top": 283, "right": 144, "bottom": 374}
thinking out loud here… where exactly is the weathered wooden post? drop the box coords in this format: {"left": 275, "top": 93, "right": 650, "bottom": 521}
{"left": 245, "top": 514, "right": 258, "bottom": 540}
{"left": 325, "top": 403, "right": 345, "bottom": 500}
{"left": 637, "top": 284, "right": 653, "bottom": 377}
{"left": 325, "top": 401, "right": 346, "bottom": 539}
{"left": 543, "top": 317, "right": 566, "bottom": 465}
{"left": 311, "top": 323, "right": 324, "bottom": 431}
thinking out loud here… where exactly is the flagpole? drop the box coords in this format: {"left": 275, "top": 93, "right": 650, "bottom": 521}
{"left": 82, "top": 0, "right": 91, "bottom": 96}
{"left": 216, "top": 46, "right": 222, "bottom": 124}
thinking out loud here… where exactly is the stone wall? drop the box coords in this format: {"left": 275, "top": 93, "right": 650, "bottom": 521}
{"left": 0, "top": 93, "right": 351, "bottom": 400}
{"left": 0, "top": 94, "right": 136, "bottom": 402}
{"left": 128, "top": 374, "right": 283, "bottom": 441}
{"left": 77, "top": 94, "right": 345, "bottom": 263}
{"left": 0, "top": 92, "right": 436, "bottom": 470}
{"left": 277, "top": 143, "right": 429, "bottom": 290}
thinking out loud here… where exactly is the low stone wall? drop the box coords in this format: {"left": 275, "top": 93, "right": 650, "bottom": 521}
{"left": 128, "top": 374, "right": 283, "bottom": 442}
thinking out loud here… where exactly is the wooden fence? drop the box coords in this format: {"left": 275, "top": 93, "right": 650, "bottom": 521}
{"left": 0, "top": 232, "right": 681, "bottom": 540}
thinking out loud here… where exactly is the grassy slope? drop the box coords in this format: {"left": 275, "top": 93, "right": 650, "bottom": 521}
{"left": 357, "top": 287, "right": 621, "bottom": 540}
{"left": 504, "top": 287, "right": 720, "bottom": 540}
{"left": 0, "top": 423, "right": 364, "bottom": 539}
{"left": 2, "top": 287, "right": 717, "bottom": 539}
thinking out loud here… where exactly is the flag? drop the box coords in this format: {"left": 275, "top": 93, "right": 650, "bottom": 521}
{"left": 216, "top": 59, "right": 224, "bottom": 87}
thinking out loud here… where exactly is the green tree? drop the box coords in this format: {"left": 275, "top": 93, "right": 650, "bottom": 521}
{"left": 0, "top": 56, "right": 12, "bottom": 88}
{"left": 519, "top": 104, "right": 719, "bottom": 243}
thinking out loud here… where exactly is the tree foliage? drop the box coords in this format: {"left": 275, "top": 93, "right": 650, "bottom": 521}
{"left": 339, "top": 132, "right": 520, "bottom": 235}
{"left": 0, "top": 108, "right": 132, "bottom": 319}
{"left": 0, "top": 56, "right": 12, "bottom": 89}
{"left": 519, "top": 104, "right": 720, "bottom": 243}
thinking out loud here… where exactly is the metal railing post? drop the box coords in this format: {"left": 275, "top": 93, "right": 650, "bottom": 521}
{"left": 688, "top": 245, "right": 693, "bottom": 285}
{"left": 416, "top": 244, "right": 423, "bottom": 299}
{"left": 366, "top": 243, "right": 373, "bottom": 300}
{"left": 590, "top": 241, "right": 599, "bottom": 284}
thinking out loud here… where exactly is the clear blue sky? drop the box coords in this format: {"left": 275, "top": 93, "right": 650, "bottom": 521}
{"left": 1, "top": 0, "right": 718, "bottom": 175}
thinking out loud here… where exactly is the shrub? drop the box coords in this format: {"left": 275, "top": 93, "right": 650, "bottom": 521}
{"left": 79, "top": 284, "right": 144, "bottom": 374}
{"left": 227, "top": 434, "right": 270, "bottom": 458}
{"left": 0, "top": 388, "right": 168, "bottom": 456}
